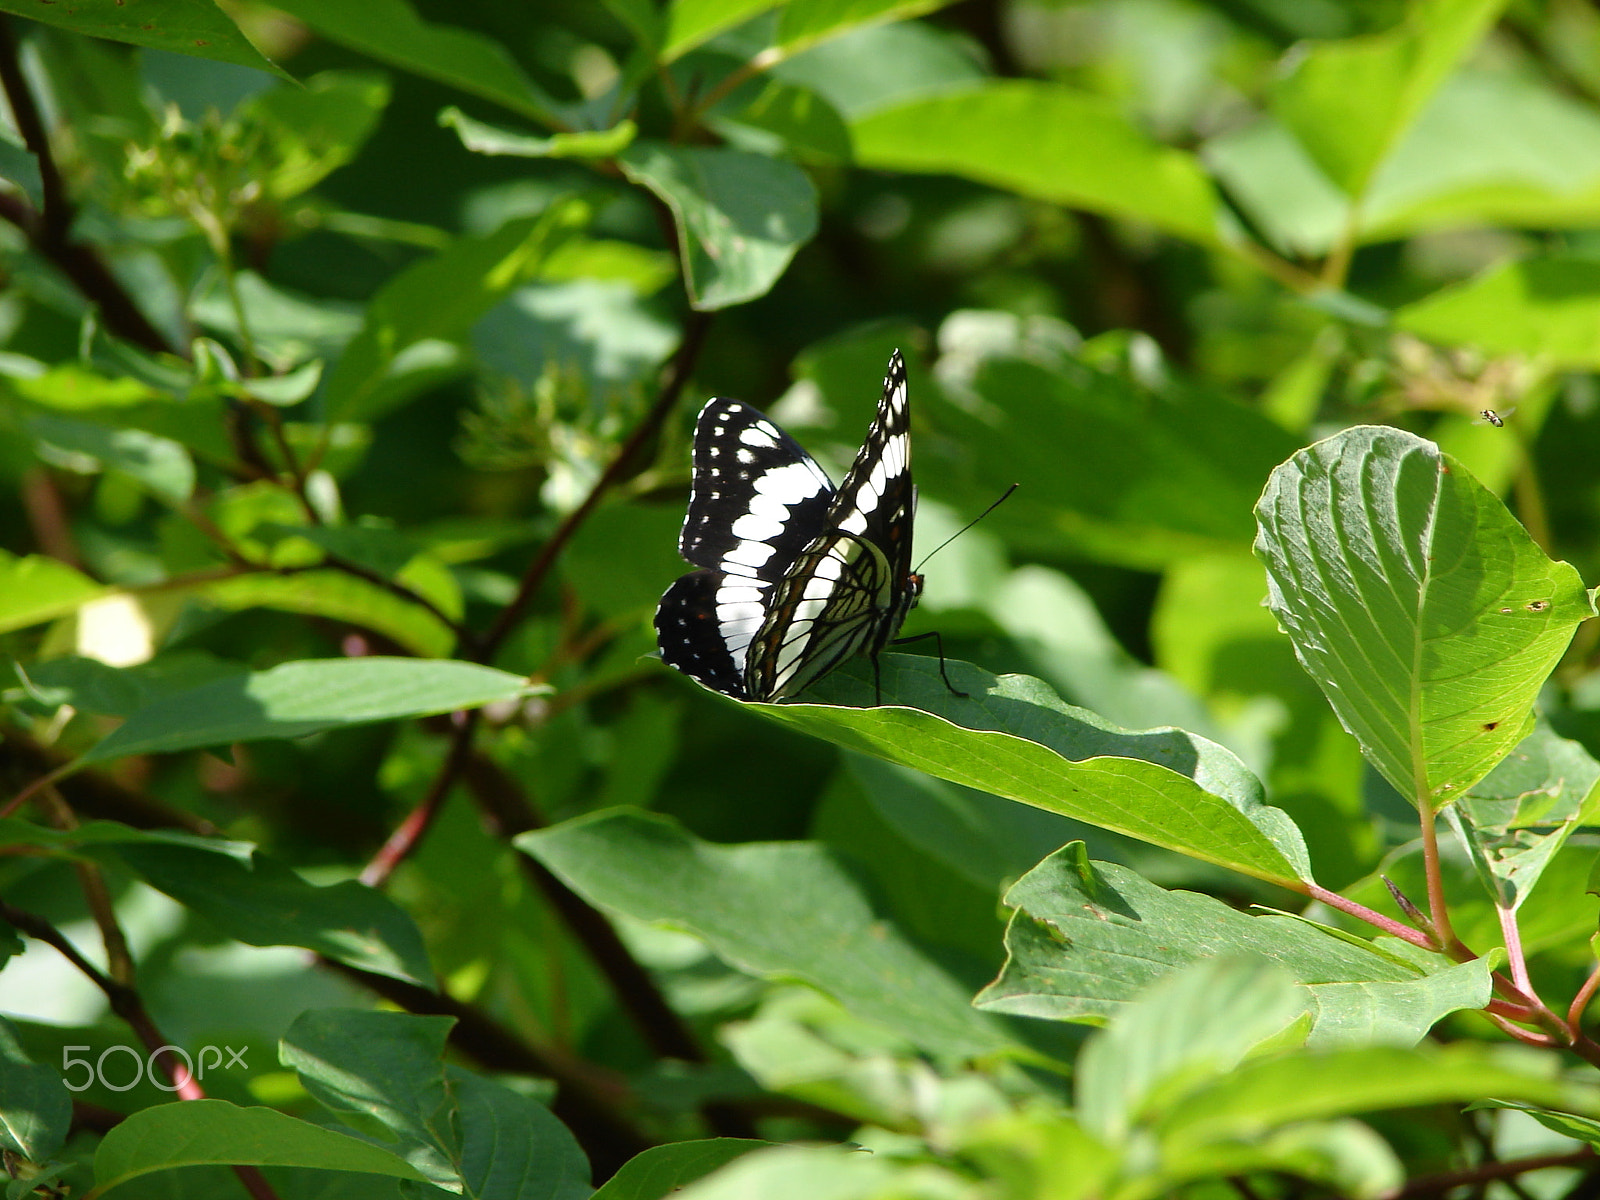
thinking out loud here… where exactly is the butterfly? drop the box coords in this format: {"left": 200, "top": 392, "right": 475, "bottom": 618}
{"left": 655, "top": 349, "right": 931, "bottom": 703}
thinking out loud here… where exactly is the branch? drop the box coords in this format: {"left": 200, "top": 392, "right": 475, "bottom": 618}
{"left": 0, "top": 901, "right": 280, "bottom": 1200}
{"left": 1383, "top": 1147, "right": 1595, "bottom": 1199}
{"left": 0, "top": 20, "right": 173, "bottom": 355}
{"left": 461, "top": 753, "right": 760, "bottom": 1142}
{"left": 359, "top": 710, "right": 478, "bottom": 888}
{"left": 476, "top": 310, "right": 713, "bottom": 661}
{"left": 1300, "top": 881, "right": 1438, "bottom": 951}
{"left": 1, "top": 727, "right": 221, "bottom": 835}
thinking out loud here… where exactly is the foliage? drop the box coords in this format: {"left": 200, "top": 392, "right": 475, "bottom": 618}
{"left": 5, "top": 1, "right": 1600, "bottom": 1198}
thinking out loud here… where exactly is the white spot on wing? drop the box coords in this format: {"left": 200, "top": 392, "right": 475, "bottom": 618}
{"left": 755, "top": 461, "right": 827, "bottom": 505}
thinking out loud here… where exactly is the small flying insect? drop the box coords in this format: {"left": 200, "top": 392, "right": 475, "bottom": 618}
{"left": 1475, "top": 406, "right": 1516, "bottom": 427}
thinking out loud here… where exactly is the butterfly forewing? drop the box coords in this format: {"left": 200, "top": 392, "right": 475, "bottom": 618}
{"left": 656, "top": 350, "right": 922, "bottom": 704}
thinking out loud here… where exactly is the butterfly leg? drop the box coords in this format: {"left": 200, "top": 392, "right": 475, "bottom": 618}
{"left": 888, "top": 630, "right": 968, "bottom": 699}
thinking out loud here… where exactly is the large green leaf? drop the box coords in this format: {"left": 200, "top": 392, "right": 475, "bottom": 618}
{"left": 932, "top": 352, "right": 1301, "bottom": 568}
{"left": 1396, "top": 257, "right": 1600, "bottom": 368}
{"left": 449, "top": 1067, "right": 591, "bottom": 1200}
{"left": 756, "top": 657, "right": 1310, "bottom": 887}
{"left": 196, "top": 569, "right": 458, "bottom": 658}
{"left": 323, "top": 202, "right": 587, "bottom": 420}
{"left": 281, "top": 1011, "right": 590, "bottom": 1198}
{"left": 23, "top": 412, "right": 195, "bottom": 503}
{"left": 1155, "top": 1044, "right": 1600, "bottom": 1151}
{"left": 976, "top": 844, "right": 1492, "bottom": 1047}
{"left": 0, "top": 1016, "right": 70, "bottom": 1163}
{"left": 79, "top": 657, "right": 533, "bottom": 765}
{"left": 0, "top": 0, "right": 290, "bottom": 80}
{"left": 516, "top": 810, "right": 1021, "bottom": 1059}
{"left": 0, "top": 553, "right": 107, "bottom": 635}
{"left": 850, "top": 81, "right": 1223, "bottom": 246}
{"left": 103, "top": 842, "right": 433, "bottom": 985}
{"left": 617, "top": 143, "right": 818, "bottom": 310}
{"left": 88, "top": 1100, "right": 429, "bottom": 1197}
{"left": 264, "top": 0, "right": 555, "bottom": 121}
{"left": 1075, "top": 959, "right": 1311, "bottom": 1141}
{"left": 282, "top": 1009, "right": 460, "bottom": 1189}
{"left": 1270, "top": 0, "right": 1505, "bottom": 197}
{"left": 1254, "top": 426, "right": 1594, "bottom": 809}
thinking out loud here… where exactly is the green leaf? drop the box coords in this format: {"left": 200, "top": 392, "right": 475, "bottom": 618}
{"left": 4, "top": 362, "right": 164, "bottom": 409}
{"left": 1270, "top": 0, "right": 1505, "bottom": 197}
{"left": 1470, "top": 1100, "right": 1600, "bottom": 1148}
{"left": 934, "top": 352, "right": 1302, "bottom": 568}
{"left": 102, "top": 842, "right": 433, "bottom": 985}
{"left": 662, "top": 0, "right": 776, "bottom": 61}
{"left": 1156, "top": 1044, "right": 1600, "bottom": 1151}
{"left": 1076, "top": 958, "right": 1311, "bottom": 1141}
{"left": 516, "top": 809, "right": 1021, "bottom": 1059}
{"left": 663, "top": 1144, "right": 925, "bottom": 1200}
{"left": 1158, "top": 1120, "right": 1402, "bottom": 1199}
{"left": 24, "top": 412, "right": 195, "bottom": 503}
{"left": 1254, "top": 426, "right": 1594, "bottom": 809}
{"left": 772, "top": 0, "right": 957, "bottom": 59}
{"left": 324, "top": 201, "right": 589, "bottom": 421}
{"left": 1396, "top": 257, "right": 1600, "bottom": 368}
{"left": 719, "top": 81, "right": 852, "bottom": 163}
{"left": 0, "top": 0, "right": 291, "bottom": 81}
{"left": 1361, "top": 72, "right": 1600, "bottom": 240}
{"left": 850, "top": 81, "right": 1223, "bottom": 246}
{"left": 281, "top": 1009, "right": 459, "bottom": 1189}
{"left": 617, "top": 143, "right": 818, "bottom": 310}
{"left": 88, "top": 1099, "right": 429, "bottom": 1197}
{"left": 238, "top": 360, "right": 324, "bottom": 406}
{"left": 976, "top": 844, "right": 1493, "bottom": 1047}
{"left": 592, "top": 1141, "right": 773, "bottom": 1200}
{"left": 259, "top": 523, "right": 422, "bottom": 580}
{"left": 759, "top": 658, "right": 1310, "bottom": 887}
{"left": 771, "top": 19, "right": 983, "bottom": 120}
{"left": 440, "top": 108, "right": 638, "bottom": 159}
{"left": 0, "top": 1016, "right": 70, "bottom": 1163}
{"left": 263, "top": 0, "right": 556, "bottom": 121}
{"left": 0, "top": 553, "right": 107, "bottom": 635}
{"left": 449, "top": 1067, "right": 591, "bottom": 1200}
{"left": 242, "top": 71, "right": 392, "bottom": 202}
{"left": 196, "top": 569, "right": 458, "bottom": 658}
{"left": 1450, "top": 723, "right": 1600, "bottom": 910}
{"left": 79, "top": 657, "right": 533, "bottom": 765}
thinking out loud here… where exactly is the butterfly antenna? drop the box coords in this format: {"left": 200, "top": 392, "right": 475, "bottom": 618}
{"left": 913, "top": 483, "right": 1018, "bottom": 572}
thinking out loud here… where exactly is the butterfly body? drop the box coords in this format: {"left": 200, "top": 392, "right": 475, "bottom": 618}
{"left": 655, "top": 350, "right": 919, "bottom": 702}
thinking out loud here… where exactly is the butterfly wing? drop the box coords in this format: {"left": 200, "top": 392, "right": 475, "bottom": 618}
{"left": 746, "top": 351, "right": 920, "bottom": 700}
{"left": 655, "top": 399, "right": 835, "bottom": 699}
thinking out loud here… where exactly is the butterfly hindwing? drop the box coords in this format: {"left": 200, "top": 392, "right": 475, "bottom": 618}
{"left": 657, "top": 350, "right": 921, "bottom": 703}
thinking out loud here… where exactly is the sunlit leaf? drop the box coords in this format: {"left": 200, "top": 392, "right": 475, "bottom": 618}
{"left": 0, "top": 0, "right": 290, "bottom": 80}
{"left": 79, "top": 657, "right": 534, "bottom": 765}
{"left": 756, "top": 657, "right": 1310, "bottom": 887}
{"left": 977, "top": 844, "right": 1491, "bottom": 1046}
{"left": 617, "top": 143, "right": 818, "bottom": 310}
{"left": 91, "top": 1100, "right": 429, "bottom": 1196}
{"left": 1254, "top": 426, "right": 1594, "bottom": 809}
{"left": 850, "top": 81, "right": 1223, "bottom": 245}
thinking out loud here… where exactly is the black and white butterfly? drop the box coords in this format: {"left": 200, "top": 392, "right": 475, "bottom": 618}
{"left": 655, "top": 349, "right": 932, "bottom": 703}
